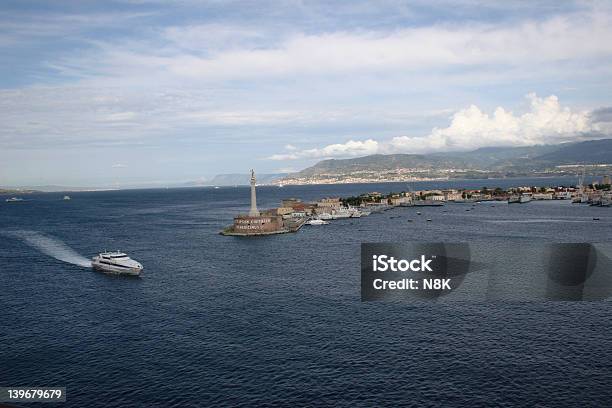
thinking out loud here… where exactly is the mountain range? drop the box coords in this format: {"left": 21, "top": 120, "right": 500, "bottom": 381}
{"left": 282, "top": 138, "right": 612, "bottom": 183}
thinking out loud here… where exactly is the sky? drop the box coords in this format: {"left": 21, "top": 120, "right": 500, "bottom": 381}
{"left": 1, "top": 0, "right": 612, "bottom": 187}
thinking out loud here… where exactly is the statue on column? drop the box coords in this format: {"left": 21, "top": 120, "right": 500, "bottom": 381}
{"left": 249, "top": 169, "right": 260, "bottom": 216}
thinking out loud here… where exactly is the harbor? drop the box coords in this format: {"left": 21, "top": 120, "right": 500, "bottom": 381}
{"left": 221, "top": 172, "right": 611, "bottom": 236}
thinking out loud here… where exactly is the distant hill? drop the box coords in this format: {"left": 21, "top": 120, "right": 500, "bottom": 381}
{"left": 533, "top": 139, "right": 612, "bottom": 164}
{"left": 432, "top": 144, "right": 560, "bottom": 168}
{"left": 295, "top": 154, "right": 472, "bottom": 177}
{"left": 208, "top": 173, "right": 286, "bottom": 186}
{"left": 289, "top": 139, "right": 612, "bottom": 179}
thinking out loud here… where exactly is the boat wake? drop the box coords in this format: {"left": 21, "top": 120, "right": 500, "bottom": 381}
{"left": 3, "top": 230, "right": 92, "bottom": 268}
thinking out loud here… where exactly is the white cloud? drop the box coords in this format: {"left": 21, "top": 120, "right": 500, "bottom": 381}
{"left": 387, "top": 93, "right": 593, "bottom": 153}
{"left": 269, "top": 93, "right": 603, "bottom": 160}
{"left": 38, "top": 9, "right": 612, "bottom": 84}
{"left": 65, "top": 10, "right": 612, "bottom": 82}
{"left": 163, "top": 24, "right": 268, "bottom": 51}
{"left": 268, "top": 139, "right": 379, "bottom": 160}
{"left": 276, "top": 167, "right": 298, "bottom": 174}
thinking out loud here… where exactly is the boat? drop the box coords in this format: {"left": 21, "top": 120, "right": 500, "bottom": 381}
{"left": 91, "top": 251, "right": 143, "bottom": 276}
{"left": 63, "top": 195, "right": 71, "bottom": 200}
{"left": 306, "top": 219, "right": 329, "bottom": 225}
{"left": 348, "top": 207, "right": 363, "bottom": 218}
{"left": 5, "top": 197, "right": 24, "bottom": 202}
{"left": 317, "top": 212, "right": 333, "bottom": 220}
{"left": 508, "top": 194, "right": 531, "bottom": 204}
{"left": 331, "top": 208, "right": 351, "bottom": 219}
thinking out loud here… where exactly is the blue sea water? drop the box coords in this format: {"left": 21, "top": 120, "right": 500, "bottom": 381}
{"left": 1, "top": 177, "right": 612, "bottom": 407}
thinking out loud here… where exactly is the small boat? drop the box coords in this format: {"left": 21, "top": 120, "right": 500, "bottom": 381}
{"left": 426, "top": 218, "right": 432, "bottom": 222}
{"left": 92, "top": 251, "right": 143, "bottom": 276}
{"left": 63, "top": 195, "right": 71, "bottom": 200}
{"left": 416, "top": 211, "right": 422, "bottom": 215}
{"left": 306, "top": 219, "right": 329, "bottom": 225}
{"left": 5, "top": 197, "right": 24, "bottom": 202}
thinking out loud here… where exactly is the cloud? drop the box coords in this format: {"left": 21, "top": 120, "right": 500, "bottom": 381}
{"left": 387, "top": 93, "right": 593, "bottom": 153}
{"left": 268, "top": 139, "right": 379, "bottom": 160}
{"left": 275, "top": 167, "right": 298, "bottom": 174}
{"left": 269, "top": 93, "right": 604, "bottom": 160}
{"left": 591, "top": 107, "right": 612, "bottom": 123}
{"left": 52, "top": 10, "right": 612, "bottom": 82}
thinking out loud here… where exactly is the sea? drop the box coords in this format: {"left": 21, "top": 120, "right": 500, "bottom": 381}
{"left": 1, "top": 177, "right": 612, "bottom": 407}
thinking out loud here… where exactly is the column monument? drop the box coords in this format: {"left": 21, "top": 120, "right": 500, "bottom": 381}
{"left": 249, "top": 169, "right": 260, "bottom": 216}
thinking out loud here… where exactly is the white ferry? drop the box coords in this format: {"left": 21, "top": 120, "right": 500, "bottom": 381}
{"left": 5, "top": 197, "right": 24, "bottom": 202}
{"left": 92, "top": 251, "right": 143, "bottom": 276}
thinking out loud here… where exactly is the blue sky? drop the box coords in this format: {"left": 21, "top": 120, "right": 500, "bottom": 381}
{"left": 1, "top": 0, "right": 612, "bottom": 186}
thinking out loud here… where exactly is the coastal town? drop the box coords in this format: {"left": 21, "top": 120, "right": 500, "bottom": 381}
{"left": 221, "top": 171, "right": 612, "bottom": 236}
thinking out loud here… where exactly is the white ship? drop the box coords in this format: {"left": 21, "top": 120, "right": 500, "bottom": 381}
{"left": 63, "top": 195, "right": 71, "bottom": 200}
{"left": 508, "top": 194, "right": 531, "bottom": 204}
{"left": 331, "top": 208, "right": 351, "bottom": 219}
{"left": 5, "top": 197, "right": 24, "bottom": 202}
{"left": 306, "top": 218, "right": 329, "bottom": 225}
{"left": 92, "top": 251, "right": 143, "bottom": 276}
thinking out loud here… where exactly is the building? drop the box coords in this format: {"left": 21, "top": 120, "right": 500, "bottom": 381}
{"left": 222, "top": 170, "right": 305, "bottom": 236}
{"left": 317, "top": 197, "right": 342, "bottom": 208}
{"left": 603, "top": 175, "right": 611, "bottom": 185}
{"left": 442, "top": 189, "right": 462, "bottom": 201}
{"left": 389, "top": 196, "right": 413, "bottom": 206}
